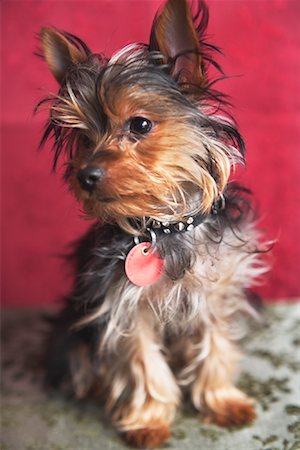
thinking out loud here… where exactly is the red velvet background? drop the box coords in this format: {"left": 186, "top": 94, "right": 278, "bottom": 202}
{"left": 1, "top": 0, "right": 300, "bottom": 306}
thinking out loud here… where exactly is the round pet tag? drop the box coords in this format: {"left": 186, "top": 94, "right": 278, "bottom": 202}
{"left": 125, "top": 242, "right": 164, "bottom": 287}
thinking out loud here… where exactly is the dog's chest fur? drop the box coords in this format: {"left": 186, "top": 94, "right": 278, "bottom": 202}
{"left": 74, "top": 217, "right": 263, "bottom": 353}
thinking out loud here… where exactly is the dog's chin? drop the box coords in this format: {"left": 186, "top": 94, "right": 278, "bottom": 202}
{"left": 81, "top": 198, "right": 151, "bottom": 225}
{"left": 81, "top": 198, "right": 120, "bottom": 221}
{"left": 95, "top": 195, "right": 118, "bottom": 204}
{"left": 78, "top": 183, "right": 206, "bottom": 225}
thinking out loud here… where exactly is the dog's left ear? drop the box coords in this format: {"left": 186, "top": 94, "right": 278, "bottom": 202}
{"left": 40, "top": 27, "right": 88, "bottom": 84}
{"left": 150, "top": 0, "right": 205, "bottom": 86}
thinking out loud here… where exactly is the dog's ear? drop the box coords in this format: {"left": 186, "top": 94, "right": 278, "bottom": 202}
{"left": 150, "top": 0, "right": 206, "bottom": 86}
{"left": 40, "top": 28, "right": 88, "bottom": 83}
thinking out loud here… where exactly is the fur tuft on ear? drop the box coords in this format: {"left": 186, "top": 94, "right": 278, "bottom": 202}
{"left": 40, "top": 27, "right": 90, "bottom": 83}
{"left": 149, "top": 0, "right": 208, "bottom": 86}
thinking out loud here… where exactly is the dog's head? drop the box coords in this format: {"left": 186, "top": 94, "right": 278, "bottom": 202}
{"left": 39, "top": 0, "right": 244, "bottom": 233}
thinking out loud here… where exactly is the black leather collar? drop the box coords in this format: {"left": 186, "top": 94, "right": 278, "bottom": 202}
{"left": 140, "top": 194, "right": 226, "bottom": 237}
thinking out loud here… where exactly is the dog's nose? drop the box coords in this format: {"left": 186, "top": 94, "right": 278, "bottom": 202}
{"left": 77, "top": 166, "right": 105, "bottom": 192}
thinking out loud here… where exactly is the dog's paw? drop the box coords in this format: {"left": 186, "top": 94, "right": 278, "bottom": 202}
{"left": 203, "top": 388, "right": 256, "bottom": 427}
{"left": 124, "top": 425, "right": 170, "bottom": 449}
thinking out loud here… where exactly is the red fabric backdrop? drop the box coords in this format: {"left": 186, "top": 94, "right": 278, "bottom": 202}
{"left": 1, "top": 0, "right": 300, "bottom": 306}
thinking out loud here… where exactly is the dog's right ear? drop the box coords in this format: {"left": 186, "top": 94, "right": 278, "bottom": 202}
{"left": 149, "top": 0, "right": 206, "bottom": 86}
{"left": 40, "top": 28, "right": 88, "bottom": 83}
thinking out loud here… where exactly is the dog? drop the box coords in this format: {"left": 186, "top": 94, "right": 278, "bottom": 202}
{"left": 38, "top": 0, "right": 268, "bottom": 447}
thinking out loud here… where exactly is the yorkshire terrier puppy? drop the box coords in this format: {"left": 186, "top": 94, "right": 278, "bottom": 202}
{"left": 38, "top": 0, "right": 267, "bottom": 448}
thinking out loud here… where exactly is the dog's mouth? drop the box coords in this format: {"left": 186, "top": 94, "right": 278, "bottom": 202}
{"left": 95, "top": 194, "right": 117, "bottom": 204}
{"left": 80, "top": 183, "right": 206, "bottom": 222}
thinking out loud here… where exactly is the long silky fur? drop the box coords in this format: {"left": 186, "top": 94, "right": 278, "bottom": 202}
{"left": 39, "top": 0, "right": 269, "bottom": 442}
{"left": 46, "top": 181, "right": 266, "bottom": 383}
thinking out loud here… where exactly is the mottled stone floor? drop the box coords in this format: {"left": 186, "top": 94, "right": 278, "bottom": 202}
{"left": 1, "top": 303, "right": 300, "bottom": 450}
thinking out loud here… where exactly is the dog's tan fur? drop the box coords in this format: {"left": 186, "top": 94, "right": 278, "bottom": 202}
{"left": 39, "top": 1, "right": 268, "bottom": 448}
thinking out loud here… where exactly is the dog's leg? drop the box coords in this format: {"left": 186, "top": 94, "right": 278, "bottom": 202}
{"left": 103, "top": 310, "right": 180, "bottom": 449}
{"left": 188, "top": 325, "right": 256, "bottom": 427}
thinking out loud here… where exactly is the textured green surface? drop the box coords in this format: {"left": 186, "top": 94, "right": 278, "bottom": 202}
{"left": 1, "top": 303, "right": 300, "bottom": 450}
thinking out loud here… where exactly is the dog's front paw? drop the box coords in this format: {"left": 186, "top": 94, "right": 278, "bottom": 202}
{"left": 124, "top": 425, "right": 170, "bottom": 449}
{"left": 203, "top": 387, "right": 256, "bottom": 427}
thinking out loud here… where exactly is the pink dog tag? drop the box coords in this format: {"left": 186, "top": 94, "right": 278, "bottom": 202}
{"left": 125, "top": 242, "right": 164, "bottom": 287}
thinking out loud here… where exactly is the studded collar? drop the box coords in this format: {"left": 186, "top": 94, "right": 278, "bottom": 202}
{"left": 140, "top": 194, "right": 226, "bottom": 238}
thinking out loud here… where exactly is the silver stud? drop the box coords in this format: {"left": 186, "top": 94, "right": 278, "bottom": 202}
{"left": 187, "top": 224, "right": 194, "bottom": 231}
{"left": 152, "top": 220, "right": 162, "bottom": 229}
{"left": 175, "top": 222, "right": 185, "bottom": 232}
{"left": 187, "top": 217, "right": 194, "bottom": 224}
{"left": 162, "top": 221, "right": 170, "bottom": 227}
{"left": 163, "top": 228, "right": 171, "bottom": 234}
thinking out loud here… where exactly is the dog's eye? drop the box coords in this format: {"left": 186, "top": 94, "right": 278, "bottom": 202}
{"left": 129, "top": 117, "right": 152, "bottom": 135}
